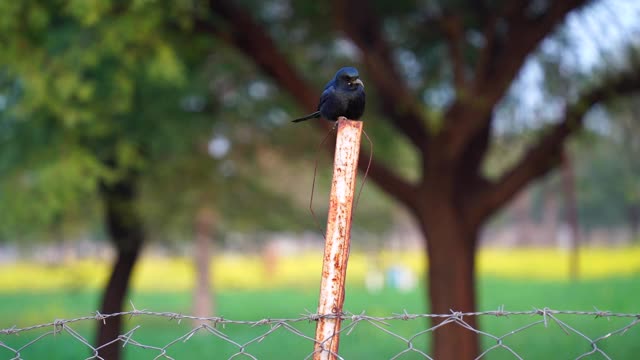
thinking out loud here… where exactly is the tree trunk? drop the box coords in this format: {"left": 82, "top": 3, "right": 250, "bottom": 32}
{"left": 541, "top": 186, "right": 560, "bottom": 247}
{"left": 96, "top": 174, "right": 144, "bottom": 360}
{"left": 628, "top": 204, "right": 640, "bottom": 241}
{"left": 561, "top": 151, "right": 580, "bottom": 280}
{"left": 420, "top": 198, "right": 479, "bottom": 359}
{"left": 192, "top": 206, "right": 216, "bottom": 325}
{"left": 512, "top": 190, "right": 534, "bottom": 246}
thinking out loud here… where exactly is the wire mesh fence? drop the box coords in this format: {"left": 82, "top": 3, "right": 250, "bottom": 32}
{"left": 1, "top": 306, "right": 639, "bottom": 359}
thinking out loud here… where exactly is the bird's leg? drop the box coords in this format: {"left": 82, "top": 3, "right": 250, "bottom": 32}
{"left": 334, "top": 116, "right": 348, "bottom": 130}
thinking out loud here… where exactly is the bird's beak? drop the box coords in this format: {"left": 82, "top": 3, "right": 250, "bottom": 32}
{"left": 353, "top": 78, "right": 364, "bottom": 88}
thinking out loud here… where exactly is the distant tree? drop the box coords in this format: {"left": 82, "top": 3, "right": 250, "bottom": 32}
{"left": 573, "top": 102, "right": 640, "bottom": 237}
{"left": 0, "top": 3, "right": 216, "bottom": 359}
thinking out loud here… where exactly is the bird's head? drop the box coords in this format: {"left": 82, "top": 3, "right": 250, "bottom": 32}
{"left": 335, "top": 67, "right": 364, "bottom": 90}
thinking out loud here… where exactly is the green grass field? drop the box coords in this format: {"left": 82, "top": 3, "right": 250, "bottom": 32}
{"left": 2, "top": 275, "right": 640, "bottom": 359}
{"left": 2, "top": 248, "right": 640, "bottom": 358}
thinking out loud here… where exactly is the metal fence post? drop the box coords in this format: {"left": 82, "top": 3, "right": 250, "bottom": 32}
{"left": 313, "top": 118, "right": 363, "bottom": 360}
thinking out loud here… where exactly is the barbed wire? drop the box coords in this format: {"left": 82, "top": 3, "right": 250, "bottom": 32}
{"left": 1, "top": 305, "right": 639, "bottom": 359}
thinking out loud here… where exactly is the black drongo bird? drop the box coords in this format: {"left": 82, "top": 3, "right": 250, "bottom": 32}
{"left": 291, "top": 67, "right": 365, "bottom": 123}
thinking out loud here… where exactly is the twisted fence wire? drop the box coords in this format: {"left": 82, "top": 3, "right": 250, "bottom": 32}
{"left": 1, "top": 306, "right": 639, "bottom": 359}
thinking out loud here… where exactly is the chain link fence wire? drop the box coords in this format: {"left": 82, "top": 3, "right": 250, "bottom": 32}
{"left": 1, "top": 306, "right": 639, "bottom": 359}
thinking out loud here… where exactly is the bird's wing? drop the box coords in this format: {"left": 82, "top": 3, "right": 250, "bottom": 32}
{"left": 291, "top": 79, "right": 335, "bottom": 123}
{"left": 323, "top": 77, "right": 335, "bottom": 91}
{"left": 318, "top": 82, "right": 335, "bottom": 111}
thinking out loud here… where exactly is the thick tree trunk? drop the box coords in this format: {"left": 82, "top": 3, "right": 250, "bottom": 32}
{"left": 96, "top": 174, "right": 144, "bottom": 360}
{"left": 192, "top": 206, "right": 216, "bottom": 324}
{"left": 420, "top": 197, "right": 479, "bottom": 360}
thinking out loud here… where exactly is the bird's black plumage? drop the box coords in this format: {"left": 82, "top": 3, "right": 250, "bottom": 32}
{"left": 292, "top": 67, "right": 365, "bottom": 123}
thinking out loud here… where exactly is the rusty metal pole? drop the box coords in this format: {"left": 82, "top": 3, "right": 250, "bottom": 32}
{"left": 313, "top": 118, "right": 363, "bottom": 360}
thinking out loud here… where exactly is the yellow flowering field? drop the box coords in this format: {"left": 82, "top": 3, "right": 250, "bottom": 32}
{"left": 1, "top": 247, "right": 639, "bottom": 291}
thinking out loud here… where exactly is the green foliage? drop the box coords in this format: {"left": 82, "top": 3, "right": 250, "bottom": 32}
{"left": 0, "top": 1, "right": 219, "bottom": 240}
{"left": 0, "top": 2, "right": 171, "bottom": 237}
{"left": 0, "top": 0, "right": 396, "bottom": 243}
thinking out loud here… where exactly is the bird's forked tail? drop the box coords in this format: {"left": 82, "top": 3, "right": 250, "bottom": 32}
{"left": 291, "top": 111, "right": 321, "bottom": 123}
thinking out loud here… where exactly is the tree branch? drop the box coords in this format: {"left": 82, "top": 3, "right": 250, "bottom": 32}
{"left": 468, "top": 69, "right": 640, "bottom": 227}
{"left": 331, "top": 0, "right": 430, "bottom": 152}
{"left": 473, "top": 0, "right": 528, "bottom": 86}
{"left": 477, "top": 0, "right": 589, "bottom": 96}
{"left": 455, "top": 118, "right": 492, "bottom": 184}
{"left": 206, "top": 0, "right": 318, "bottom": 111}
{"left": 359, "top": 148, "right": 420, "bottom": 213}
{"left": 441, "top": 14, "right": 466, "bottom": 90}
{"left": 440, "top": 0, "right": 590, "bottom": 160}
{"left": 206, "top": 0, "right": 420, "bottom": 210}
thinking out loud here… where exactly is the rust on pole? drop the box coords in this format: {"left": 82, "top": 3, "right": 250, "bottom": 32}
{"left": 314, "top": 117, "right": 363, "bottom": 360}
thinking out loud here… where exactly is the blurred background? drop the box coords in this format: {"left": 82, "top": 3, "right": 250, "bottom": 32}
{"left": 1, "top": 0, "right": 640, "bottom": 359}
